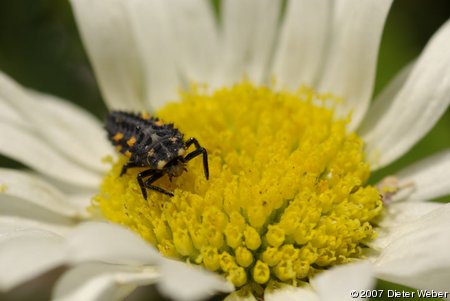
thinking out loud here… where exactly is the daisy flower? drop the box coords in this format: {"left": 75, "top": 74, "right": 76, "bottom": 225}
{"left": 1, "top": 1, "right": 450, "bottom": 300}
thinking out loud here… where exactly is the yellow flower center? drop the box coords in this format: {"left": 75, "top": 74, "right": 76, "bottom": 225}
{"left": 95, "top": 82, "right": 382, "bottom": 291}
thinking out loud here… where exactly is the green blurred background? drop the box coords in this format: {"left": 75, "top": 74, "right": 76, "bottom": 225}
{"left": 0, "top": 0, "right": 449, "bottom": 300}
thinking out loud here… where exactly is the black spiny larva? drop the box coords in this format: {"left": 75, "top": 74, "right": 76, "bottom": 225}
{"left": 105, "top": 111, "right": 209, "bottom": 199}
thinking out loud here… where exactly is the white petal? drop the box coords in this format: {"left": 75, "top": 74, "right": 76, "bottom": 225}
{"left": 272, "top": 0, "right": 331, "bottom": 90}
{"left": 0, "top": 121, "right": 100, "bottom": 188}
{"left": 370, "top": 202, "right": 445, "bottom": 252}
{"left": 357, "top": 62, "right": 414, "bottom": 137}
{"left": 66, "top": 192, "right": 95, "bottom": 215}
{"left": 53, "top": 263, "right": 159, "bottom": 301}
{"left": 393, "top": 149, "right": 450, "bottom": 202}
{"left": 0, "top": 220, "right": 65, "bottom": 242}
{"left": 377, "top": 202, "right": 444, "bottom": 231}
{"left": 69, "top": 0, "right": 146, "bottom": 111}
{"left": 0, "top": 168, "right": 89, "bottom": 218}
{"left": 27, "top": 89, "right": 111, "bottom": 172}
{"left": 1, "top": 193, "right": 75, "bottom": 235}
{"left": 216, "top": 0, "right": 281, "bottom": 86}
{"left": 34, "top": 177, "right": 98, "bottom": 216}
{"left": 374, "top": 203, "right": 450, "bottom": 291}
{"left": 158, "top": 259, "right": 234, "bottom": 301}
{"left": 0, "top": 71, "right": 109, "bottom": 174}
{"left": 265, "top": 286, "right": 318, "bottom": 301}
{"left": 67, "top": 222, "right": 161, "bottom": 265}
{"left": 311, "top": 261, "right": 375, "bottom": 301}
{"left": 317, "top": 0, "right": 392, "bottom": 130}
{"left": 0, "top": 98, "right": 29, "bottom": 129}
{"left": 163, "top": 0, "right": 219, "bottom": 84}
{"left": 0, "top": 229, "right": 65, "bottom": 291}
{"left": 361, "top": 20, "right": 450, "bottom": 169}
{"left": 0, "top": 215, "right": 71, "bottom": 238}
{"left": 126, "top": 0, "right": 181, "bottom": 110}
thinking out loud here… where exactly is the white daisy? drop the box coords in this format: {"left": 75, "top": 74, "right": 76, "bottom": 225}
{"left": 1, "top": 1, "right": 450, "bottom": 301}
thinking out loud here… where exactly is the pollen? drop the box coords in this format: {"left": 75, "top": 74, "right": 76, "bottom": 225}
{"left": 0, "top": 183, "right": 8, "bottom": 193}
{"left": 95, "top": 81, "right": 382, "bottom": 293}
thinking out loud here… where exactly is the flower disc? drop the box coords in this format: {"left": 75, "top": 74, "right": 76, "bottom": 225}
{"left": 95, "top": 82, "right": 382, "bottom": 290}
